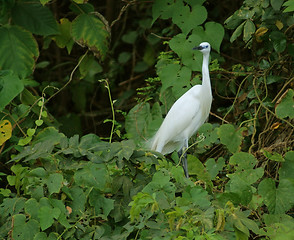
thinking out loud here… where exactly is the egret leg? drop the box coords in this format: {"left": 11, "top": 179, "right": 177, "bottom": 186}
{"left": 179, "top": 139, "right": 189, "bottom": 178}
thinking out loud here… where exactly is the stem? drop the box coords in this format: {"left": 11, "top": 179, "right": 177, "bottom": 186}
{"left": 45, "top": 50, "right": 89, "bottom": 104}
{"left": 99, "top": 79, "right": 115, "bottom": 143}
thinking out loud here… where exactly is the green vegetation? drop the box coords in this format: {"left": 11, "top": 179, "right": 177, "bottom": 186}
{"left": 0, "top": 0, "right": 293, "bottom": 239}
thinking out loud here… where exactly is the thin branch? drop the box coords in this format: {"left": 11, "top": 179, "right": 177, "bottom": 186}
{"left": 45, "top": 50, "right": 88, "bottom": 104}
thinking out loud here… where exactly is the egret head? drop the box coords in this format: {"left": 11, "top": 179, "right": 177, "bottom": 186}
{"left": 193, "top": 42, "right": 211, "bottom": 54}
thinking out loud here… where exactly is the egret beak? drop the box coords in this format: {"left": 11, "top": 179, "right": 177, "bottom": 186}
{"left": 193, "top": 45, "right": 204, "bottom": 50}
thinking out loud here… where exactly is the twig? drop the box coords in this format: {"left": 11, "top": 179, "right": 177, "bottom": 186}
{"left": 45, "top": 50, "right": 88, "bottom": 104}
{"left": 210, "top": 111, "right": 230, "bottom": 124}
{"left": 110, "top": 1, "right": 135, "bottom": 28}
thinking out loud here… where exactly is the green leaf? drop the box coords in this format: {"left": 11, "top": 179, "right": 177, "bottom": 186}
{"left": 54, "top": 18, "right": 74, "bottom": 53}
{"left": 125, "top": 102, "right": 152, "bottom": 142}
{"left": 217, "top": 124, "right": 246, "bottom": 153}
{"left": 197, "top": 123, "right": 219, "bottom": 149}
{"left": 38, "top": 206, "right": 61, "bottom": 230}
{"left": 202, "top": 22, "right": 225, "bottom": 53}
{"left": 40, "top": 0, "right": 52, "bottom": 5}
{"left": 68, "top": 186, "right": 87, "bottom": 215}
{"left": 33, "top": 127, "right": 64, "bottom": 145}
{"left": 262, "top": 149, "right": 284, "bottom": 162}
{"left": 110, "top": 140, "right": 136, "bottom": 162}
{"left": 122, "top": 31, "right": 138, "bottom": 44}
{"left": 152, "top": 0, "right": 183, "bottom": 24}
{"left": 28, "top": 168, "right": 47, "bottom": 177}
{"left": 35, "top": 119, "right": 44, "bottom": 126}
{"left": 188, "top": 155, "right": 213, "bottom": 188}
{"left": 71, "top": 13, "right": 110, "bottom": 60}
{"left": 205, "top": 157, "right": 225, "bottom": 179}
{"left": 172, "top": 4, "right": 207, "bottom": 34}
{"left": 0, "top": 71, "right": 24, "bottom": 111}
{"left": 0, "top": 197, "right": 26, "bottom": 219}
{"left": 45, "top": 173, "right": 63, "bottom": 195}
{"left": 12, "top": 214, "right": 40, "bottom": 240}
{"left": 158, "top": 64, "right": 191, "bottom": 99}
{"left": 258, "top": 178, "right": 294, "bottom": 214}
{"left": 243, "top": 20, "right": 255, "bottom": 42}
{"left": 34, "top": 232, "right": 58, "bottom": 240}
{"left": 74, "top": 162, "right": 108, "bottom": 190}
{"left": 18, "top": 136, "right": 32, "bottom": 146}
{"left": 229, "top": 152, "right": 258, "bottom": 170}
{"left": 11, "top": 1, "right": 58, "bottom": 36}
{"left": 169, "top": 23, "right": 224, "bottom": 71}
{"left": 187, "top": 186, "right": 211, "bottom": 209}
{"left": 283, "top": 0, "right": 294, "bottom": 12}
{"left": 25, "top": 198, "right": 39, "bottom": 220}
{"left": 275, "top": 89, "right": 294, "bottom": 119}
{"left": 271, "top": 0, "right": 284, "bottom": 10}
{"left": 0, "top": 25, "right": 39, "bottom": 78}
{"left": 230, "top": 21, "right": 245, "bottom": 43}
{"left": 279, "top": 151, "right": 294, "bottom": 180}
{"left": 89, "top": 190, "right": 114, "bottom": 217}
{"left": 228, "top": 174, "right": 253, "bottom": 205}
{"left": 27, "top": 128, "right": 36, "bottom": 137}
{"left": 269, "top": 31, "right": 287, "bottom": 53}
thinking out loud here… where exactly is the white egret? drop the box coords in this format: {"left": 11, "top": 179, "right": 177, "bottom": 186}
{"left": 150, "top": 42, "right": 213, "bottom": 178}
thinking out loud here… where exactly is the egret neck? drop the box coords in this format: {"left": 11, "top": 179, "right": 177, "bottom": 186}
{"left": 201, "top": 52, "right": 212, "bottom": 98}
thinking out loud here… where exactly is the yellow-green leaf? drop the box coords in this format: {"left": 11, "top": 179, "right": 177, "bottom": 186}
{"left": 0, "top": 120, "right": 12, "bottom": 145}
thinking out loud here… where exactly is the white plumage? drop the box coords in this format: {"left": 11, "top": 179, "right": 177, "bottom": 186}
{"left": 150, "top": 42, "right": 213, "bottom": 177}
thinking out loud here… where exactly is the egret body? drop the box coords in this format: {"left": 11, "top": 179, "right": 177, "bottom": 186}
{"left": 150, "top": 42, "right": 212, "bottom": 178}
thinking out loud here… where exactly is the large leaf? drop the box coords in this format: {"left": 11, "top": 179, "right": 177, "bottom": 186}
{"left": 269, "top": 31, "right": 287, "bottom": 53}
{"left": 158, "top": 64, "right": 192, "bottom": 99}
{"left": 74, "top": 162, "right": 108, "bottom": 190}
{"left": 172, "top": 4, "right": 207, "bottom": 34}
{"left": 54, "top": 18, "right": 74, "bottom": 53}
{"left": 11, "top": 1, "right": 58, "bottom": 36}
{"left": 12, "top": 214, "right": 40, "bottom": 239}
{"left": 217, "top": 124, "right": 246, "bottom": 153}
{"left": 71, "top": 13, "right": 110, "bottom": 60}
{"left": 258, "top": 178, "right": 294, "bottom": 214}
{"left": 275, "top": 89, "right": 294, "bottom": 119}
{"left": 45, "top": 173, "right": 63, "bottom": 195}
{"left": 279, "top": 151, "right": 294, "bottom": 180}
{"left": 0, "top": 71, "right": 24, "bottom": 111}
{"left": 0, "top": 25, "right": 39, "bottom": 77}
{"left": 169, "top": 22, "right": 224, "bottom": 71}
{"left": 125, "top": 102, "right": 153, "bottom": 142}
